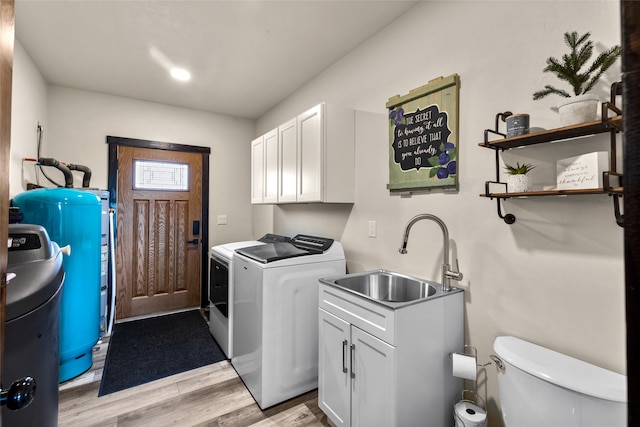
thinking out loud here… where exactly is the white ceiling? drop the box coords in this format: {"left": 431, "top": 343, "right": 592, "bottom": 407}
{"left": 15, "top": 0, "right": 420, "bottom": 120}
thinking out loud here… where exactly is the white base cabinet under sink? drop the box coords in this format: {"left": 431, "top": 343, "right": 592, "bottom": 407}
{"left": 319, "top": 309, "right": 396, "bottom": 427}
{"left": 318, "top": 283, "right": 464, "bottom": 427}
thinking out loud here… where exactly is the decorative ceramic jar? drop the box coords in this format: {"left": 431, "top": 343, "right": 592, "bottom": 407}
{"left": 506, "top": 114, "right": 530, "bottom": 138}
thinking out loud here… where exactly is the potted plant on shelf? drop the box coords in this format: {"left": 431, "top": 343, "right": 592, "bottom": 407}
{"left": 504, "top": 162, "right": 535, "bottom": 193}
{"left": 532, "top": 31, "right": 621, "bottom": 126}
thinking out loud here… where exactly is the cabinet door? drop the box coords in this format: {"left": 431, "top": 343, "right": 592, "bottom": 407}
{"left": 250, "top": 136, "right": 264, "bottom": 204}
{"left": 297, "top": 103, "right": 323, "bottom": 202}
{"left": 319, "top": 309, "right": 351, "bottom": 427}
{"left": 263, "top": 128, "right": 278, "bottom": 203}
{"left": 351, "top": 326, "right": 396, "bottom": 427}
{"left": 278, "top": 118, "right": 297, "bottom": 202}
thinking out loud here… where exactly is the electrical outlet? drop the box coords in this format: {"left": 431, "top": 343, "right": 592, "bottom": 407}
{"left": 368, "top": 220, "right": 377, "bottom": 238}
{"left": 217, "top": 215, "right": 227, "bottom": 225}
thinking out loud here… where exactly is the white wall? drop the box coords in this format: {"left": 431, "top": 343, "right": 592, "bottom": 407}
{"left": 255, "top": 1, "right": 624, "bottom": 424}
{"left": 10, "top": 47, "right": 257, "bottom": 246}
{"left": 10, "top": 39, "right": 48, "bottom": 196}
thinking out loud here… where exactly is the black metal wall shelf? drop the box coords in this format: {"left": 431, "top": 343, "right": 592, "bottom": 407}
{"left": 479, "top": 83, "right": 624, "bottom": 226}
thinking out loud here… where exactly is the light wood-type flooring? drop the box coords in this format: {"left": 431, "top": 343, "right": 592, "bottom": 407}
{"left": 58, "top": 335, "right": 330, "bottom": 426}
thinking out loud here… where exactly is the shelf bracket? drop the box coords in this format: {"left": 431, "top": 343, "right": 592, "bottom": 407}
{"left": 481, "top": 111, "right": 512, "bottom": 147}
{"left": 602, "top": 81, "right": 623, "bottom": 132}
{"left": 496, "top": 199, "right": 516, "bottom": 225}
{"left": 604, "top": 171, "right": 624, "bottom": 227}
{"left": 485, "top": 180, "right": 516, "bottom": 224}
{"left": 602, "top": 82, "right": 624, "bottom": 227}
{"left": 612, "top": 194, "right": 624, "bottom": 227}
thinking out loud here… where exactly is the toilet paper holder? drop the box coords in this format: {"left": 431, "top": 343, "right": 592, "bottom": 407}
{"left": 450, "top": 345, "right": 492, "bottom": 367}
{"left": 489, "top": 354, "right": 505, "bottom": 372}
{"left": 458, "top": 389, "right": 486, "bottom": 410}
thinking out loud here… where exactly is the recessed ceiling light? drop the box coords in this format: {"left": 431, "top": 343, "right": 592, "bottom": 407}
{"left": 170, "top": 68, "right": 191, "bottom": 81}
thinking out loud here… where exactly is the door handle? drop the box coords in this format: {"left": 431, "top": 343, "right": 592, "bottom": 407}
{"left": 0, "top": 376, "right": 36, "bottom": 410}
{"left": 350, "top": 344, "right": 356, "bottom": 379}
{"left": 342, "top": 340, "right": 348, "bottom": 373}
{"left": 186, "top": 239, "right": 199, "bottom": 245}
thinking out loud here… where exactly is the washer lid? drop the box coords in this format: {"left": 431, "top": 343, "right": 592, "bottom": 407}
{"left": 211, "top": 240, "right": 263, "bottom": 260}
{"left": 236, "top": 234, "right": 336, "bottom": 263}
{"left": 236, "top": 241, "right": 310, "bottom": 263}
{"left": 494, "top": 336, "right": 627, "bottom": 403}
{"left": 209, "top": 234, "right": 287, "bottom": 260}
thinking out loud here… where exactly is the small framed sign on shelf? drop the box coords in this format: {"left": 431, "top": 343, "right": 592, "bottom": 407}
{"left": 386, "top": 74, "right": 460, "bottom": 191}
{"left": 556, "top": 151, "right": 609, "bottom": 190}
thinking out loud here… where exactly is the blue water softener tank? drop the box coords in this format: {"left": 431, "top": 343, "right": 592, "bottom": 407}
{"left": 12, "top": 188, "right": 102, "bottom": 382}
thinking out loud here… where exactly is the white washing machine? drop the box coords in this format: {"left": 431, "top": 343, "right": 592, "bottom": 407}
{"left": 208, "top": 234, "right": 289, "bottom": 358}
{"left": 231, "top": 234, "right": 345, "bottom": 409}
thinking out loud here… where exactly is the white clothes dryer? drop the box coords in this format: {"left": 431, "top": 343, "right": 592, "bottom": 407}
{"left": 208, "top": 234, "right": 289, "bottom": 358}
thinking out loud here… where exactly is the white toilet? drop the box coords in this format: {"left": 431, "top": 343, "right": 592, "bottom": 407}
{"left": 493, "top": 336, "right": 627, "bottom": 427}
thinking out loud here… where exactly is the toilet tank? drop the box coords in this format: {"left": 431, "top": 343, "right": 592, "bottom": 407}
{"left": 493, "top": 336, "right": 626, "bottom": 427}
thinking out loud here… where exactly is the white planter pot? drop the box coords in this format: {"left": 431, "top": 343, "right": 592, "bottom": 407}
{"left": 507, "top": 174, "right": 532, "bottom": 193}
{"left": 558, "top": 95, "right": 599, "bottom": 126}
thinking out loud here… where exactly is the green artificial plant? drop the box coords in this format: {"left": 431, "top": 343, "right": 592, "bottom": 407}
{"left": 533, "top": 31, "right": 621, "bottom": 100}
{"left": 504, "top": 162, "right": 536, "bottom": 175}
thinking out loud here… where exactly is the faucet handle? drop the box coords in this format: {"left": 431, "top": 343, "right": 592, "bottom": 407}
{"left": 446, "top": 259, "right": 464, "bottom": 281}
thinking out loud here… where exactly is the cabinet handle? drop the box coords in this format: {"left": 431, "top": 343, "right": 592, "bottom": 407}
{"left": 342, "top": 340, "right": 348, "bottom": 373}
{"left": 350, "top": 344, "right": 356, "bottom": 379}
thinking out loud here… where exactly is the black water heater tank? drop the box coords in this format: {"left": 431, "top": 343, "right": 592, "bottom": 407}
{"left": 4, "top": 224, "right": 64, "bottom": 427}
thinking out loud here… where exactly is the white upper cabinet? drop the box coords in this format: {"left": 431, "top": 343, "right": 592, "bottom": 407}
{"left": 263, "top": 128, "right": 278, "bottom": 204}
{"left": 250, "top": 102, "right": 355, "bottom": 205}
{"left": 278, "top": 118, "right": 298, "bottom": 203}
{"left": 250, "top": 135, "right": 264, "bottom": 204}
{"left": 297, "top": 104, "right": 323, "bottom": 202}
{"left": 297, "top": 103, "right": 355, "bottom": 203}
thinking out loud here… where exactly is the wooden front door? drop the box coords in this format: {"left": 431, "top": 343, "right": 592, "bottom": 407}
{"left": 116, "top": 146, "right": 202, "bottom": 319}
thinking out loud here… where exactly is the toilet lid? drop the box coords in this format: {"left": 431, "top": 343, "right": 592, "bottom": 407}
{"left": 454, "top": 401, "right": 486, "bottom": 425}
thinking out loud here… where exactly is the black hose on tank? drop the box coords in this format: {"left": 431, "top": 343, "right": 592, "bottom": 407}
{"left": 67, "top": 164, "right": 92, "bottom": 188}
{"left": 37, "top": 157, "right": 74, "bottom": 188}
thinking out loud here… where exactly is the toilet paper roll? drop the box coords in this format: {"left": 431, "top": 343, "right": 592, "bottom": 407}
{"left": 454, "top": 400, "right": 487, "bottom": 427}
{"left": 452, "top": 353, "right": 477, "bottom": 381}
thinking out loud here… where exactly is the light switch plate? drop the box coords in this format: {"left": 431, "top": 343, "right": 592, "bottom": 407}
{"left": 368, "top": 220, "right": 377, "bottom": 238}
{"left": 217, "top": 215, "right": 228, "bottom": 225}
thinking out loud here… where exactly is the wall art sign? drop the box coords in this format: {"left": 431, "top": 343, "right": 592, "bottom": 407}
{"left": 386, "top": 74, "right": 460, "bottom": 191}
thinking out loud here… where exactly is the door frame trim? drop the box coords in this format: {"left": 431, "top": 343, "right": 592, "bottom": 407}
{"left": 106, "top": 135, "right": 211, "bottom": 309}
